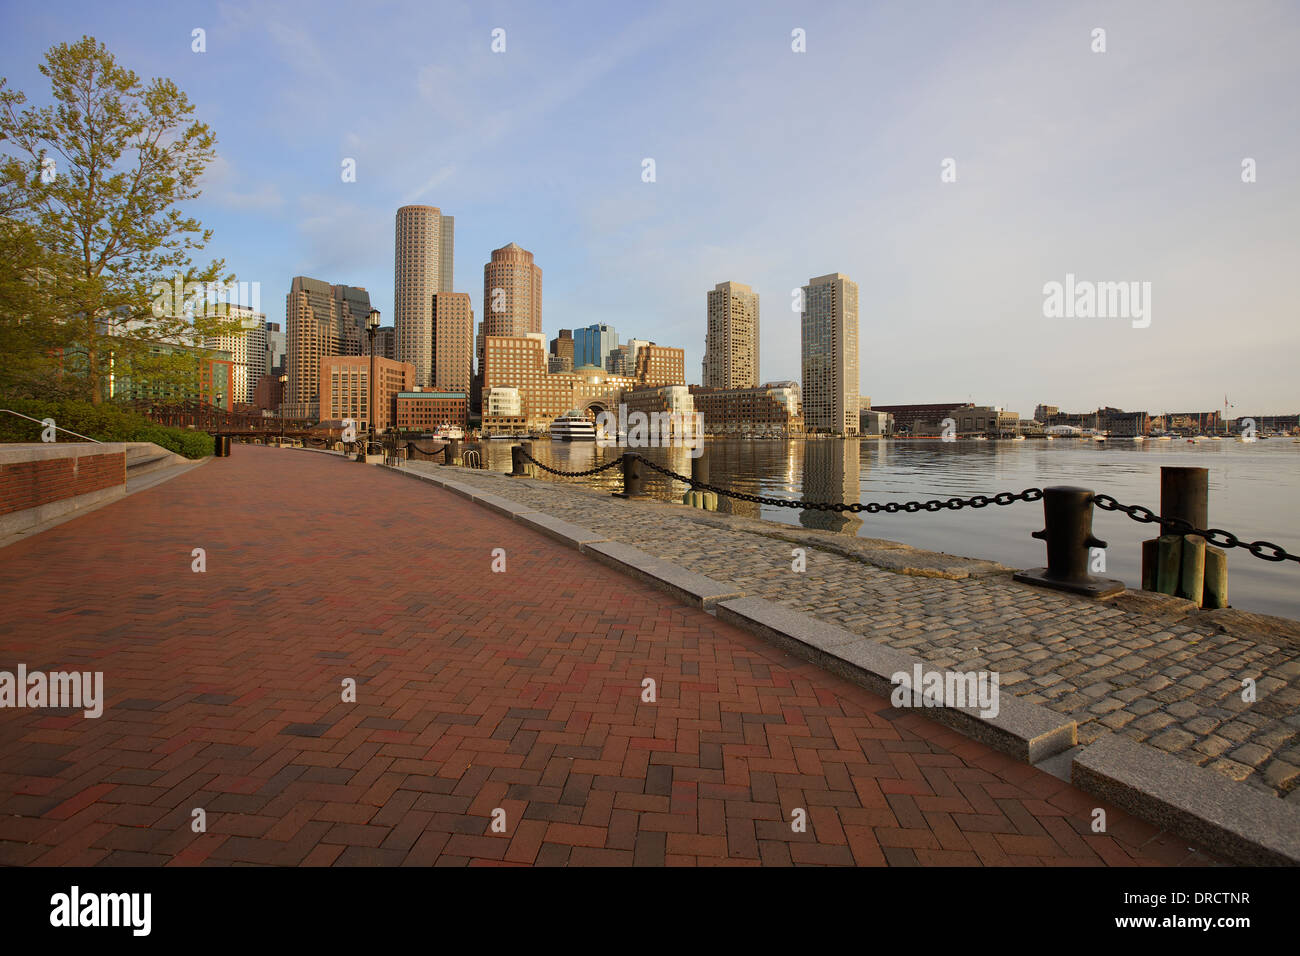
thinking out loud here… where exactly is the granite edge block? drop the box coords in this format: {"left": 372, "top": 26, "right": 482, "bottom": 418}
{"left": 1072, "top": 732, "right": 1300, "bottom": 865}
{"left": 580, "top": 540, "right": 745, "bottom": 607}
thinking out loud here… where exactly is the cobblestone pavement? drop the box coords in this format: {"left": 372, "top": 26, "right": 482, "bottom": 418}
{"left": 0, "top": 445, "right": 1218, "bottom": 866}
{"left": 414, "top": 462, "right": 1300, "bottom": 801}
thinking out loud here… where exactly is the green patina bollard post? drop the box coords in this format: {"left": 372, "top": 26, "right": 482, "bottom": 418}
{"left": 1179, "top": 535, "right": 1206, "bottom": 606}
{"left": 1156, "top": 534, "right": 1182, "bottom": 595}
{"left": 1141, "top": 538, "right": 1158, "bottom": 591}
{"left": 1203, "top": 547, "right": 1229, "bottom": 609}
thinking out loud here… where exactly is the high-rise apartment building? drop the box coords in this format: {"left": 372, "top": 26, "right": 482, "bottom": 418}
{"left": 203, "top": 304, "right": 267, "bottom": 406}
{"left": 800, "top": 273, "right": 860, "bottom": 435}
{"left": 284, "top": 276, "right": 340, "bottom": 419}
{"left": 482, "top": 242, "right": 542, "bottom": 338}
{"left": 704, "top": 281, "right": 760, "bottom": 389}
{"left": 431, "top": 292, "right": 473, "bottom": 394}
{"left": 395, "top": 204, "right": 454, "bottom": 387}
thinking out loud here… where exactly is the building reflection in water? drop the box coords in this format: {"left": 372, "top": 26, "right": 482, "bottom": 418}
{"left": 799, "top": 439, "right": 863, "bottom": 534}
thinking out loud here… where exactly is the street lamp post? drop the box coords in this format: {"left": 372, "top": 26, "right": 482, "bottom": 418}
{"left": 278, "top": 373, "right": 287, "bottom": 446}
{"left": 366, "top": 309, "right": 381, "bottom": 456}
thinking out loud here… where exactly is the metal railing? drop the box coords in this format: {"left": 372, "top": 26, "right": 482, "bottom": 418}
{"left": 1, "top": 408, "right": 103, "bottom": 443}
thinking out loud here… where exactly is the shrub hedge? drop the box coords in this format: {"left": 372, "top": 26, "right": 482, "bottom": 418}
{"left": 0, "top": 398, "right": 214, "bottom": 459}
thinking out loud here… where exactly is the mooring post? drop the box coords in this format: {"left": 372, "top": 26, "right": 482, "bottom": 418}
{"left": 1013, "top": 486, "right": 1125, "bottom": 597}
{"left": 613, "top": 452, "right": 646, "bottom": 499}
{"left": 509, "top": 441, "right": 530, "bottom": 477}
{"left": 682, "top": 448, "right": 717, "bottom": 509}
{"left": 446, "top": 438, "right": 460, "bottom": 466}
{"left": 1144, "top": 466, "right": 1226, "bottom": 607}
{"left": 1161, "top": 467, "right": 1208, "bottom": 535}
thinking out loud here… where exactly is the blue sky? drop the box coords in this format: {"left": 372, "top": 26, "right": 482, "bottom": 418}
{"left": 3, "top": 0, "right": 1297, "bottom": 415}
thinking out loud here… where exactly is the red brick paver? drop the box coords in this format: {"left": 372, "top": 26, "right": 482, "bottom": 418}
{"left": 0, "top": 445, "right": 1218, "bottom": 866}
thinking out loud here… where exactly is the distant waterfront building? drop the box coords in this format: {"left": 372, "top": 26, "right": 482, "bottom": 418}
{"left": 395, "top": 204, "right": 454, "bottom": 387}
{"left": 618, "top": 386, "right": 700, "bottom": 444}
{"left": 394, "top": 390, "right": 468, "bottom": 431}
{"left": 871, "top": 402, "right": 971, "bottom": 437}
{"left": 573, "top": 324, "right": 618, "bottom": 370}
{"left": 431, "top": 292, "right": 473, "bottom": 394}
{"left": 956, "top": 406, "right": 1021, "bottom": 437}
{"left": 859, "top": 408, "right": 893, "bottom": 436}
{"left": 800, "top": 273, "right": 859, "bottom": 435}
{"left": 548, "top": 354, "right": 573, "bottom": 374}
{"left": 1034, "top": 404, "right": 1059, "bottom": 423}
{"left": 704, "top": 281, "right": 760, "bottom": 389}
{"left": 375, "top": 326, "right": 396, "bottom": 361}
{"left": 203, "top": 303, "right": 267, "bottom": 406}
{"left": 689, "top": 382, "right": 803, "bottom": 437}
{"left": 635, "top": 345, "right": 685, "bottom": 387}
{"left": 319, "top": 355, "right": 415, "bottom": 435}
{"left": 481, "top": 335, "right": 684, "bottom": 433}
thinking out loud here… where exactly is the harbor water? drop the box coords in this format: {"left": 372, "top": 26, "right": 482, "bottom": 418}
{"left": 475, "top": 437, "right": 1300, "bottom": 620}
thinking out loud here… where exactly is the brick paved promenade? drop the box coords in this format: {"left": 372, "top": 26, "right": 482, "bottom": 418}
{"left": 0, "top": 445, "right": 1217, "bottom": 865}
{"left": 420, "top": 459, "right": 1300, "bottom": 801}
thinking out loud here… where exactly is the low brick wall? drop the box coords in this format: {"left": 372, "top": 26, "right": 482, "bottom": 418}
{"left": 0, "top": 443, "right": 128, "bottom": 536}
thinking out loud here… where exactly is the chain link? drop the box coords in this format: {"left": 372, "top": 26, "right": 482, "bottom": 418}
{"left": 511, "top": 449, "right": 1296, "bottom": 567}
{"left": 518, "top": 448, "right": 625, "bottom": 478}
{"left": 634, "top": 455, "right": 1043, "bottom": 515}
{"left": 1093, "top": 494, "right": 1299, "bottom": 565}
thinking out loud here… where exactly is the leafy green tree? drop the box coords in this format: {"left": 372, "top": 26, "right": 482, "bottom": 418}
{"left": 0, "top": 35, "right": 239, "bottom": 404}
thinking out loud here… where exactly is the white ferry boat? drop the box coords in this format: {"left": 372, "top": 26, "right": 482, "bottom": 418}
{"left": 549, "top": 411, "right": 597, "bottom": 442}
{"left": 431, "top": 425, "right": 464, "bottom": 440}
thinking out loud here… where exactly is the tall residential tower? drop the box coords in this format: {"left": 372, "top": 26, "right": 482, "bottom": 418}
{"left": 703, "top": 281, "right": 760, "bottom": 389}
{"left": 394, "top": 204, "right": 454, "bottom": 387}
{"left": 800, "top": 273, "right": 859, "bottom": 435}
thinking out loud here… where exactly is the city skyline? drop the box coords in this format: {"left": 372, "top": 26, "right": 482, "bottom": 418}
{"left": 3, "top": 2, "right": 1297, "bottom": 415}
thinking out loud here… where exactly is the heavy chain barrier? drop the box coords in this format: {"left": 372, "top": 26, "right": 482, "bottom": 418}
{"left": 516, "top": 448, "right": 1296, "bottom": 565}
{"left": 1094, "top": 494, "right": 1299, "bottom": 564}
{"left": 519, "top": 448, "right": 625, "bottom": 478}
{"left": 519, "top": 447, "right": 1042, "bottom": 514}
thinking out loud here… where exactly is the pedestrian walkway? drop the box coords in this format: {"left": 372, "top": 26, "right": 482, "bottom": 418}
{"left": 416, "top": 460, "right": 1300, "bottom": 800}
{"left": 0, "top": 445, "right": 1217, "bottom": 865}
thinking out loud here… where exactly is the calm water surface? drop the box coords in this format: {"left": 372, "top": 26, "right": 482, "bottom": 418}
{"left": 476, "top": 438, "right": 1300, "bottom": 620}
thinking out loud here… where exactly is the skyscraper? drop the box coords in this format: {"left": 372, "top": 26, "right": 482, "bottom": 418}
{"left": 395, "top": 204, "right": 454, "bottom": 387}
{"left": 482, "top": 242, "right": 542, "bottom": 338}
{"left": 284, "top": 275, "right": 340, "bottom": 419}
{"left": 704, "top": 281, "right": 760, "bottom": 389}
{"left": 334, "top": 284, "right": 374, "bottom": 357}
{"left": 431, "top": 292, "right": 473, "bottom": 394}
{"left": 203, "top": 303, "right": 267, "bottom": 406}
{"left": 573, "top": 324, "right": 618, "bottom": 369}
{"left": 800, "top": 273, "right": 859, "bottom": 435}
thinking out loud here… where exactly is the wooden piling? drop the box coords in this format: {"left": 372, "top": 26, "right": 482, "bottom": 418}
{"left": 1179, "top": 535, "right": 1206, "bottom": 606}
{"left": 1203, "top": 546, "right": 1229, "bottom": 609}
{"left": 1156, "top": 535, "right": 1182, "bottom": 595}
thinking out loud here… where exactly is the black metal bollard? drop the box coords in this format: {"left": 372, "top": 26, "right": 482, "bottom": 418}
{"left": 445, "top": 438, "right": 460, "bottom": 465}
{"left": 613, "top": 452, "right": 647, "bottom": 499}
{"left": 510, "top": 441, "right": 532, "bottom": 477}
{"left": 1013, "top": 486, "right": 1125, "bottom": 597}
